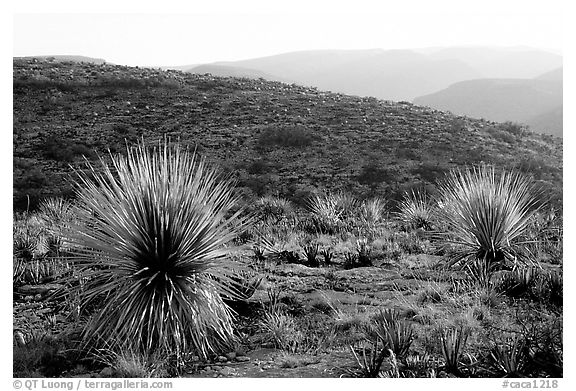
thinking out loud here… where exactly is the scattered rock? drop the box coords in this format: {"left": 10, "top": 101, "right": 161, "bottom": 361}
{"left": 217, "top": 355, "right": 228, "bottom": 362}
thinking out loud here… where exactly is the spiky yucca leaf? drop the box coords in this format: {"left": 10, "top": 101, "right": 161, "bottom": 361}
{"left": 69, "top": 141, "right": 247, "bottom": 359}
{"left": 437, "top": 165, "right": 539, "bottom": 269}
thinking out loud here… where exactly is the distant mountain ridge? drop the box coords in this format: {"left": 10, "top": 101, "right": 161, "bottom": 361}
{"left": 176, "top": 47, "right": 561, "bottom": 102}
{"left": 413, "top": 68, "right": 563, "bottom": 137}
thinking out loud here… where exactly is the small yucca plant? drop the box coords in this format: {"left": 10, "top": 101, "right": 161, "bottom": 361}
{"left": 307, "top": 192, "right": 344, "bottom": 234}
{"left": 490, "top": 336, "right": 530, "bottom": 377}
{"left": 437, "top": 165, "right": 540, "bottom": 270}
{"left": 69, "top": 140, "right": 248, "bottom": 360}
{"left": 371, "top": 309, "right": 414, "bottom": 359}
{"left": 38, "top": 197, "right": 74, "bottom": 227}
{"left": 255, "top": 195, "right": 293, "bottom": 223}
{"left": 439, "top": 325, "right": 471, "bottom": 375}
{"left": 360, "top": 198, "right": 387, "bottom": 227}
{"left": 13, "top": 214, "right": 49, "bottom": 260}
{"left": 397, "top": 190, "right": 435, "bottom": 230}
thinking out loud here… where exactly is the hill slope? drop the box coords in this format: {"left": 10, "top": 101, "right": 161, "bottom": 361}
{"left": 14, "top": 55, "right": 107, "bottom": 64}
{"left": 412, "top": 77, "right": 562, "bottom": 137}
{"left": 13, "top": 58, "right": 562, "bottom": 211}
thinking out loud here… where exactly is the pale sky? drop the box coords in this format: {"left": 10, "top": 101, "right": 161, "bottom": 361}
{"left": 12, "top": 0, "right": 564, "bottom": 67}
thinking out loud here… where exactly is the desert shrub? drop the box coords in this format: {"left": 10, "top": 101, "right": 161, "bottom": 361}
{"left": 486, "top": 126, "right": 517, "bottom": 144}
{"left": 449, "top": 118, "right": 467, "bottom": 133}
{"left": 257, "top": 125, "right": 318, "bottom": 148}
{"left": 13, "top": 331, "right": 79, "bottom": 377}
{"left": 410, "top": 163, "right": 448, "bottom": 183}
{"left": 500, "top": 121, "right": 526, "bottom": 136}
{"left": 254, "top": 195, "right": 293, "bottom": 223}
{"left": 357, "top": 163, "right": 395, "bottom": 187}
{"left": 516, "top": 155, "right": 556, "bottom": 180}
{"left": 94, "top": 349, "right": 170, "bottom": 378}
{"left": 68, "top": 140, "right": 247, "bottom": 361}
{"left": 42, "top": 135, "right": 95, "bottom": 162}
{"left": 437, "top": 165, "right": 540, "bottom": 271}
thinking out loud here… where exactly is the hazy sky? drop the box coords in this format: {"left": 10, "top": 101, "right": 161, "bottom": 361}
{"left": 12, "top": 0, "right": 564, "bottom": 67}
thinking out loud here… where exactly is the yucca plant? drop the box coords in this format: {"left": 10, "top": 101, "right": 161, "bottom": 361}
{"left": 359, "top": 198, "right": 387, "bottom": 227}
{"left": 397, "top": 189, "right": 435, "bottom": 231}
{"left": 38, "top": 197, "right": 75, "bottom": 256}
{"left": 439, "top": 325, "right": 471, "bottom": 375}
{"left": 38, "top": 197, "right": 74, "bottom": 227}
{"left": 255, "top": 195, "right": 293, "bottom": 223}
{"left": 355, "top": 237, "right": 373, "bottom": 267}
{"left": 68, "top": 140, "right": 248, "bottom": 361}
{"left": 333, "top": 191, "right": 358, "bottom": 219}
{"left": 490, "top": 336, "right": 530, "bottom": 377}
{"left": 437, "top": 165, "right": 540, "bottom": 271}
{"left": 307, "top": 192, "right": 344, "bottom": 234}
{"left": 465, "top": 257, "right": 501, "bottom": 289}
{"left": 301, "top": 242, "right": 320, "bottom": 267}
{"left": 371, "top": 309, "right": 414, "bottom": 359}
{"left": 320, "top": 247, "right": 334, "bottom": 265}
{"left": 349, "top": 341, "right": 389, "bottom": 378}
{"left": 13, "top": 214, "right": 49, "bottom": 260}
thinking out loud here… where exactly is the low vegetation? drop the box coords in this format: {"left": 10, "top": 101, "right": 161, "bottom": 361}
{"left": 13, "top": 140, "right": 562, "bottom": 378}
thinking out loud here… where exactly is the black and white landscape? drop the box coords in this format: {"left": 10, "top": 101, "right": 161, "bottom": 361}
{"left": 12, "top": 7, "right": 563, "bottom": 381}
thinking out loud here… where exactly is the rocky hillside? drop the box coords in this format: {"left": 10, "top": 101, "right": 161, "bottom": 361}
{"left": 13, "top": 58, "right": 563, "bottom": 211}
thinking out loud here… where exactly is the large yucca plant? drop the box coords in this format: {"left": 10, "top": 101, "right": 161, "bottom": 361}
{"left": 437, "top": 165, "right": 540, "bottom": 269}
{"left": 69, "top": 140, "right": 247, "bottom": 360}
